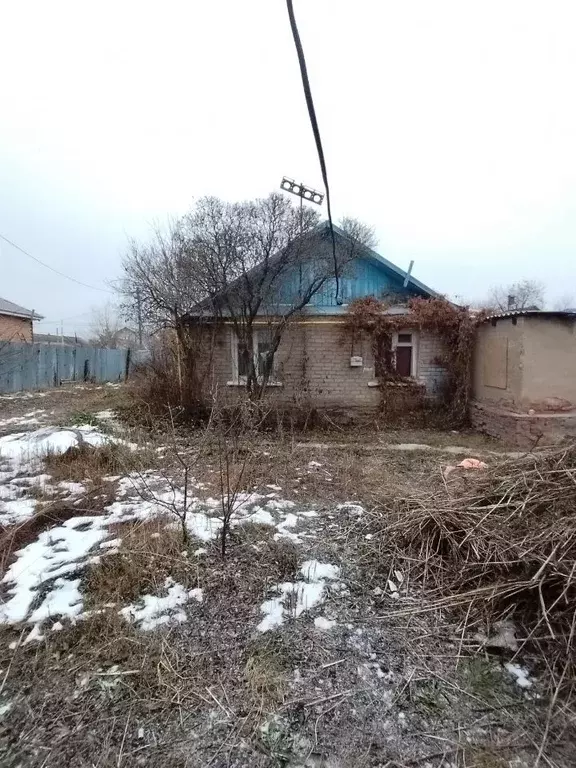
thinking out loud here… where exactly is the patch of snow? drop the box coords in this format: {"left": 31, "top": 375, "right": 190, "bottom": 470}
{"left": 0, "top": 520, "right": 109, "bottom": 624}
{"left": 505, "top": 663, "right": 532, "bottom": 689}
{"left": 0, "top": 425, "right": 112, "bottom": 463}
{"left": 0, "top": 410, "right": 46, "bottom": 429}
{"left": 265, "top": 498, "right": 296, "bottom": 512}
{"left": 29, "top": 578, "right": 84, "bottom": 623}
{"left": 314, "top": 616, "right": 336, "bottom": 630}
{"left": 307, "top": 460, "right": 322, "bottom": 468}
{"left": 120, "top": 577, "right": 203, "bottom": 631}
{"left": 58, "top": 481, "right": 86, "bottom": 496}
{"left": 1, "top": 498, "right": 37, "bottom": 525}
{"left": 300, "top": 560, "right": 340, "bottom": 581}
{"left": 194, "top": 548, "right": 207, "bottom": 556}
{"left": 0, "top": 702, "right": 12, "bottom": 717}
{"left": 258, "top": 560, "right": 342, "bottom": 632}
{"left": 245, "top": 507, "right": 276, "bottom": 526}
{"left": 100, "top": 537, "right": 122, "bottom": 549}
{"left": 186, "top": 512, "right": 224, "bottom": 541}
{"left": 95, "top": 410, "right": 115, "bottom": 420}
{"left": 23, "top": 623, "right": 45, "bottom": 645}
{"left": 274, "top": 512, "right": 301, "bottom": 543}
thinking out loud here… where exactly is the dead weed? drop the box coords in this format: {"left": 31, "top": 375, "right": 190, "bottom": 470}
{"left": 84, "top": 519, "right": 197, "bottom": 606}
{"left": 43, "top": 442, "right": 142, "bottom": 483}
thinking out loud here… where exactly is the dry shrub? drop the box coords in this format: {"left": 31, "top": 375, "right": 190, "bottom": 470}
{"left": 43, "top": 442, "right": 143, "bottom": 483}
{"left": 128, "top": 333, "right": 213, "bottom": 422}
{"left": 85, "top": 519, "right": 196, "bottom": 606}
{"left": 377, "top": 444, "right": 576, "bottom": 681}
{"left": 345, "top": 296, "right": 483, "bottom": 427}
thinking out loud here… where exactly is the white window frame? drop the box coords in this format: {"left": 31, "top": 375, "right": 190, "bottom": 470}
{"left": 393, "top": 331, "right": 418, "bottom": 378}
{"left": 228, "top": 329, "right": 281, "bottom": 386}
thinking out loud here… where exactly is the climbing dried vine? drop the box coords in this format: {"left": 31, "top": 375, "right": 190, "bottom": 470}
{"left": 344, "top": 296, "right": 482, "bottom": 426}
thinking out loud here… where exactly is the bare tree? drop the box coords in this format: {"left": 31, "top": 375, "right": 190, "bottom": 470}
{"left": 90, "top": 302, "right": 122, "bottom": 348}
{"left": 120, "top": 219, "right": 203, "bottom": 334}
{"left": 488, "top": 279, "right": 545, "bottom": 312}
{"left": 120, "top": 219, "right": 212, "bottom": 404}
{"left": 182, "top": 193, "right": 373, "bottom": 398}
{"left": 553, "top": 293, "right": 575, "bottom": 311}
{"left": 121, "top": 193, "right": 374, "bottom": 402}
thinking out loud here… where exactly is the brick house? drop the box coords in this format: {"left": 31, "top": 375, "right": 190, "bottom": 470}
{"left": 0, "top": 297, "right": 43, "bottom": 342}
{"left": 188, "top": 224, "right": 445, "bottom": 409}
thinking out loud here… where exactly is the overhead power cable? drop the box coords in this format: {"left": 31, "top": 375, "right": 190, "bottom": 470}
{"left": 285, "top": 0, "right": 340, "bottom": 304}
{"left": 0, "top": 233, "right": 114, "bottom": 294}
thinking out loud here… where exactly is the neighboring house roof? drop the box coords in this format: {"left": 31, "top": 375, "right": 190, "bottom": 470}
{"left": 483, "top": 309, "right": 576, "bottom": 322}
{"left": 0, "top": 297, "right": 43, "bottom": 321}
{"left": 33, "top": 333, "right": 87, "bottom": 346}
{"left": 187, "top": 221, "right": 439, "bottom": 318}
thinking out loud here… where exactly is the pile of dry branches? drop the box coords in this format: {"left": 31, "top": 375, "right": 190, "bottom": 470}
{"left": 380, "top": 445, "right": 576, "bottom": 679}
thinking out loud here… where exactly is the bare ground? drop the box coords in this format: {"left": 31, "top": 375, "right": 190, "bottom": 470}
{"left": 0, "top": 385, "right": 570, "bottom": 767}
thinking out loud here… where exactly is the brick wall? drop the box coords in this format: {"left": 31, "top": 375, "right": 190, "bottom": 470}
{"left": 196, "top": 320, "right": 446, "bottom": 409}
{"left": 0, "top": 314, "right": 33, "bottom": 342}
{"left": 416, "top": 331, "right": 447, "bottom": 394}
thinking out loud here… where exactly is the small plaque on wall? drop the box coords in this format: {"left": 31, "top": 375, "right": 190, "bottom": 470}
{"left": 350, "top": 356, "right": 363, "bottom": 367}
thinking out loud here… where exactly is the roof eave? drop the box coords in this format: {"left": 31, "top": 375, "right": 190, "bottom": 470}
{"left": 0, "top": 310, "right": 43, "bottom": 321}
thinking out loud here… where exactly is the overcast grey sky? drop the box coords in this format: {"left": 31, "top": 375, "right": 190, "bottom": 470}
{"left": 2, "top": 0, "right": 576, "bottom": 335}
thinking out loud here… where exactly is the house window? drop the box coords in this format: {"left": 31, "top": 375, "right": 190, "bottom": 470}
{"left": 230, "top": 330, "right": 277, "bottom": 384}
{"left": 257, "top": 340, "right": 272, "bottom": 378}
{"left": 394, "top": 332, "right": 417, "bottom": 378}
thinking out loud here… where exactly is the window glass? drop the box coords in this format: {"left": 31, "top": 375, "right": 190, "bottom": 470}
{"left": 397, "top": 333, "right": 412, "bottom": 344}
{"left": 257, "top": 341, "right": 271, "bottom": 376}
{"left": 237, "top": 343, "right": 249, "bottom": 377}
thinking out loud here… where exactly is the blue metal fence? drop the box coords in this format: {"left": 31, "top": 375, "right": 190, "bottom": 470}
{"left": 0, "top": 343, "right": 130, "bottom": 393}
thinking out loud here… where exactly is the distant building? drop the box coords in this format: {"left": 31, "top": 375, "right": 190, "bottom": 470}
{"left": 115, "top": 326, "right": 142, "bottom": 348}
{"left": 0, "top": 297, "right": 43, "bottom": 342}
{"left": 33, "top": 333, "right": 87, "bottom": 347}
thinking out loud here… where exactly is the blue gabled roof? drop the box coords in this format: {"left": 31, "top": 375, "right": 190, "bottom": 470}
{"left": 186, "top": 221, "right": 439, "bottom": 318}
{"left": 328, "top": 222, "right": 438, "bottom": 299}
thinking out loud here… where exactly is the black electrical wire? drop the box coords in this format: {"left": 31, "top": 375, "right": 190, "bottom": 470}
{"left": 285, "top": 0, "right": 341, "bottom": 304}
{"left": 0, "top": 233, "right": 114, "bottom": 293}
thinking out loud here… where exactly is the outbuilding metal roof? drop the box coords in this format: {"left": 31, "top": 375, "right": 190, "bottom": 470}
{"left": 483, "top": 309, "right": 576, "bottom": 322}
{"left": 0, "top": 297, "right": 43, "bottom": 320}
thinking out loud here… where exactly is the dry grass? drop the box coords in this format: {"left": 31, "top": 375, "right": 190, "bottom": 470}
{"left": 84, "top": 519, "right": 198, "bottom": 606}
{"left": 244, "top": 637, "right": 288, "bottom": 708}
{"left": 369, "top": 444, "right": 576, "bottom": 692}
{"left": 43, "top": 441, "right": 148, "bottom": 483}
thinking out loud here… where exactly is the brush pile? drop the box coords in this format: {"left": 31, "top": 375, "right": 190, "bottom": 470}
{"left": 381, "top": 444, "right": 576, "bottom": 675}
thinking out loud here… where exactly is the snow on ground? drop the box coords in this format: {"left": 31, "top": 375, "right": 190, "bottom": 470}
{"left": 1, "top": 460, "right": 320, "bottom": 640}
{"left": 0, "top": 410, "right": 47, "bottom": 430}
{"left": 257, "top": 559, "right": 342, "bottom": 632}
{"left": 95, "top": 410, "right": 115, "bottom": 420}
{"left": 0, "top": 425, "right": 117, "bottom": 528}
{"left": 0, "top": 425, "right": 110, "bottom": 462}
{"left": 505, "top": 663, "right": 532, "bottom": 689}
{"left": 120, "top": 577, "right": 203, "bottom": 630}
